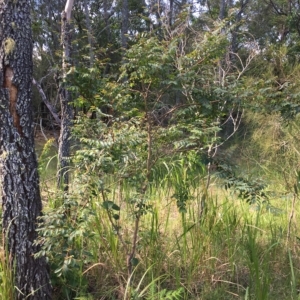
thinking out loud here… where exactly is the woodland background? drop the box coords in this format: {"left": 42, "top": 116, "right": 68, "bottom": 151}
{"left": 4, "top": 0, "right": 300, "bottom": 299}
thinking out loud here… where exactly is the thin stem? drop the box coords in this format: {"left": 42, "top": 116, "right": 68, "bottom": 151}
{"left": 100, "top": 189, "right": 128, "bottom": 252}
{"left": 127, "top": 216, "right": 140, "bottom": 278}
{"left": 287, "top": 193, "right": 296, "bottom": 243}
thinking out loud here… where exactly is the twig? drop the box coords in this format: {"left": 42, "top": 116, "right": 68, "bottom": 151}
{"left": 127, "top": 216, "right": 140, "bottom": 278}
{"left": 287, "top": 193, "right": 296, "bottom": 242}
{"left": 39, "top": 119, "right": 48, "bottom": 141}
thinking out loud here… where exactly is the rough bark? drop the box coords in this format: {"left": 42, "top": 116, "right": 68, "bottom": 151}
{"left": 0, "top": 1, "right": 52, "bottom": 299}
{"left": 57, "top": 8, "right": 74, "bottom": 191}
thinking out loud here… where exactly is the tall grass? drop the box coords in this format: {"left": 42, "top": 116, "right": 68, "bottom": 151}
{"left": 0, "top": 216, "right": 17, "bottom": 299}
{"left": 35, "top": 176, "right": 300, "bottom": 299}
{"left": 0, "top": 248, "right": 15, "bottom": 300}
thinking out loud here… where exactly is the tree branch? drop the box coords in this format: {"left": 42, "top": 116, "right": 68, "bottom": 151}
{"left": 33, "top": 78, "right": 61, "bottom": 127}
{"left": 64, "top": 0, "right": 74, "bottom": 21}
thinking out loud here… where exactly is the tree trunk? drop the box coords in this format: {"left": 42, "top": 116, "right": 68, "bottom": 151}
{"left": 83, "top": 0, "right": 94, "bottom": 67}
{"left": 219, "top": 0, "right": 226, "bottom": 20}
{"left": 57, "top": 3, "right": 74, "bottom": 191}
{"left": 169, "top": 0, "right": 174, "bottom": 27}
{"left": 121, "top": 0, "right": 129, "bottom": 49}
{"left": 0, "top": 1, "right": 52, "bottom": 299}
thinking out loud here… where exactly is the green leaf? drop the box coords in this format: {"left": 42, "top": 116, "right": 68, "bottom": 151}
{"left": 102, "top": 201, "right": 114, "bottom": 210}
{"left": 112, "top": 203, "right": 120, "bottom": 211}
{"left": 113, "top": 214, "right": 120, "bottom": 220}
{"left": 131, "top": 257, "right": 139, "bottom": 266}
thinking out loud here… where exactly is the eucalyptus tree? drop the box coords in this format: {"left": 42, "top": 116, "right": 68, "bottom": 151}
{"left": 0, "top": 1, "right": 51, "bottom": 299}
{"left": 57, "top": 0, "right": 74, "bottom": 190}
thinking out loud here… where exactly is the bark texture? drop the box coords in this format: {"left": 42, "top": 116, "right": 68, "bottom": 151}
{"left": 0, "top": 1, "right": 52, "bottom": 299}
{"left": 58, "top": 10, "right": 73, "bottom": 191}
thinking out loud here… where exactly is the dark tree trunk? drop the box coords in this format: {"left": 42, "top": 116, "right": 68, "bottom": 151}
{"left": 0, "top": 1, "right": 52, "bottom": 299}
{"left": 121, "top": 0, "right": 129, "bottom": 49}
{"left": 169, "top": 0, "right": 174, "bottom": 27}
{"left": 219, "top": 0, "right": 226, "bottom": 19}
{"left": 58, "top": 9, "right": 73, "bottom": 191}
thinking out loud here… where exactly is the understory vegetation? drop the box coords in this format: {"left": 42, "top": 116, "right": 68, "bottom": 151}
{"left": 31, "top": 112, "right": 300, "bottom": 300}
